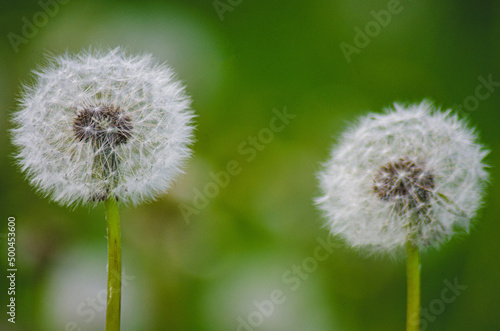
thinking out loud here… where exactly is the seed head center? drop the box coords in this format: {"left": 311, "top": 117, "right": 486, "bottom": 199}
{"left": 373, "top": 158, "right": 434, "bottom": 212}
{"left": 73, "top": 105, "right": 132, "bottom": 147}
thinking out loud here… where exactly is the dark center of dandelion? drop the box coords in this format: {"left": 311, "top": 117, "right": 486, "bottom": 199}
{"left": 373, "top": 158, "right": 435, "bottom": 214}
{"left": 73, "top": 105, "right": 133, "bottom": 202}
{"left": 73, "top": 105, "right": 132, "bottom": 147}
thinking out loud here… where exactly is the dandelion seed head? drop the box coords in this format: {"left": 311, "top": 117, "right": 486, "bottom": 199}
{"left": 12, "top": 47, "right": 195, "bottom": 206}
{"left": 316, "top": 101, "right": 489, "bottom": 255}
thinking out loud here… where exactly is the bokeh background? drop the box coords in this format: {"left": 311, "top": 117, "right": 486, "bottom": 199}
{"left": 1, "top": 0, "right": 499, "bottom": 330}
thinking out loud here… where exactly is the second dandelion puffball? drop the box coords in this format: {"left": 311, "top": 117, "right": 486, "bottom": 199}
{"left": 12, "top": 48, "right": 195, "bottom": 206}
{"left": 316, "top": 101, "right": 489, "bottom": 254}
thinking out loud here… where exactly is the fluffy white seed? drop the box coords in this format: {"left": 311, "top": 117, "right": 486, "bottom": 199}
{"left": 316, "top": 101, "right": 489, "bottom": 255}
{"left": 12, "top": 48, "right": 195, "bottom": 206}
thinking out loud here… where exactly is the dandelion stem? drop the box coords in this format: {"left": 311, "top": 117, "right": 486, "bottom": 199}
{"left": 406, "top": 241, "right": 420, "bottom": 331}
{"left": 105, "top": 197, "right": 121, "bottom": 331}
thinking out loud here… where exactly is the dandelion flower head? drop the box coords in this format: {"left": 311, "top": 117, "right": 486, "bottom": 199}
{"left": 316, "top": 101, "right": 489, "bottom": 254}
{"left": 12, "top": 48, "right": 194, "bottom": 206}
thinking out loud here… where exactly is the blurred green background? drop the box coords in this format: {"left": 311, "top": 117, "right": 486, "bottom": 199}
{"left": 1, "top": 0, "right": 499, "bottom": 330}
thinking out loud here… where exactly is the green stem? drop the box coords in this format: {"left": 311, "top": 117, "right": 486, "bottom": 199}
{"left": 105, "top": 197, "right": 121, "bottom": 331}
{"left": 406, "top": 241, "right": 420, "bottom": 331}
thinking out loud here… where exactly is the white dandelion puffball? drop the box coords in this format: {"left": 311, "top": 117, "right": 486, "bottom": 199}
{"left": 316, "top": 101, "right": 489, "bottom": 254}
{"left": 12, "top": 48, "right": 195, "bottom": 206}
